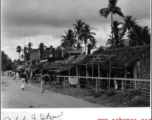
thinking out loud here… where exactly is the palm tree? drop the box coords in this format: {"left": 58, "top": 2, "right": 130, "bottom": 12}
{"left": 23, "top": 46, "right": 30, "bottom": 61}
{"left": 80, "top": 24, "right": 96, "bottom": 54}
{"left": 61, "top": 29, "right": 77, "bottom": 48}
{"left": 73, "top": 20, "right": 85, "bottom": 49}
{"left": 87, "top": 43, "right": 92, "bottom": 55}
{"left": 27, "top": 42, "right": 33, "bottom": 54}
{"left": 108, "top": 20, "right": 125, "bottom": 48}
{"left": 76, "top": 43, "right": 84, "bottom": 52}
{"left": 90, "top": 37, "right": 97, "bottom": 52}
{"left": 140, "top": 26, "right": 150, "bottom": 44}
{"left": 16, "top": 46, "right": 22, "bottom": 60}
{"left": 39, "top": 43, "right": 45, "bottom": 58}
{"left": 127, "top": 25, "right": 149, "bottom": 46}
{"left": 122, "top": 16, "right": 148, "bottom": 46}
{"left": 99, "top": 0, "right": 124, "bottom": 41}
{"left": 122, "top": 16, "right": 138, "bottom": 36}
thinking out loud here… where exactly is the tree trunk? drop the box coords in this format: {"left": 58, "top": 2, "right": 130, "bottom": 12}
{"left": 19, "top": 53, "right": 20, "bottom": 60}
{"left": 85, "top": 43, "right": 87, "bottom": 55}
{"left": 111, "top": 12, "right": 114, "bottom": 46}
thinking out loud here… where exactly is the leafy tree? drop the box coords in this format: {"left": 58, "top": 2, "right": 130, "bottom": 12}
{"left": 73, "top": 20, "right": 85, "bottom": 50}
{"left": 16, "top": 46, "right": 22, "bottom": 60}
{"left": 76, "top": 43, "right": 84, "bottom": 52}
{"left": 61, "top": 29, "right": 77, "bottom": 48}
{"left": 127, "top": 25, "right": 150, "bottom": 46}
{"left": 99, "top": 0, "right": 124, "bottom": 41}
{"left": 87, "top": 43, "right": 92, "bottom": 55}
{"left": 39, "top": 42, "right": 46, "bottom": 58}
{"left": 80, "top": 24, "right": 96, "bottom": 54}
{"left": 1, "top": 51, "right": 13, "bottom": 71}
{"left": 122, "top": 16, "right": 149, "bottom": 46}
{"left": 90, "top": 37, "right": 97, "bottom": 52}
{"left": 106, "top": 20, "right": 125, "bottom": 48}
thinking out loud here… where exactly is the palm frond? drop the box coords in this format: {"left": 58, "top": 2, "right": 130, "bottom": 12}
{"left": 109, "top": 0, "right": 117, "bottom": 6}
{"left": 113, "top": 7, "right": 124, "bottom": 17}
{"left": 99, "top": 8, "right": 110, "bottom": 18}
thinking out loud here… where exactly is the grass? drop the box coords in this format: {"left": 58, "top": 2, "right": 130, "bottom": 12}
{"left": 30, "top": 81, "right": 150, "bottom": 107}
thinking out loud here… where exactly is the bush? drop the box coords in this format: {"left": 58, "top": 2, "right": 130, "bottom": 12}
{"left": 128, "top": 96, "right": 150, "bottom": 107}
{"left": 106, "top": 90, "right": 116, "bottom": 96}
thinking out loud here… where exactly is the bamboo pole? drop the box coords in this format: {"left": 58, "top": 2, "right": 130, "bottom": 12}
{"left": 64, "top": 77, "right": 65, "bottom": 88}
{"left": 98, "top": 64, "right": 100, "bottom": 90}
{"left": 109, "top": 61, "right": 111, "bottom": 90}
{"left": 122, "top": 69, "right": 127, "bottom": 92}
{"left": 135, "top": 80, "right": 137, "bottom": 90}
{"left": 76, "top": 64, "right": 80, "bottom": 88}
{"left": 92, "top": 63, "right": 93, "bottom": 87}
{"left": 96, "top": 79, "right": 97, "bottom": 93}
{"left": 86, "top": 64, "right": 88, "bottom": 88}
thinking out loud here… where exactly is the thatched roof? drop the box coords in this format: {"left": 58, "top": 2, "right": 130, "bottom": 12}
{"left": 57, "top": 46, "right": 81, "bottom": 54}
{"left": 79, "top": 45, "right": 150, "bottom": 67}
{"left": 33, "top": 61, "right": 47, "bottom": 71}
{"left": 38, "top": 45, "right": 150, "bottom": 72}
{"left": 43, "top": 54, "right": 86, "bottom": 73}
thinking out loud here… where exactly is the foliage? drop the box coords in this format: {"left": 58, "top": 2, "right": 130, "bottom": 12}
{"left": 99, "top": 0, "right": 124, "bottom": 41}
{"left": 39, "top": 42, "right": 46, "bottom": 58}
{"left": 1, "top": 51, "right": 13, "bottom": 71}
{"left": 80, "top": 24, "right": 96, "bottom": 54}
{"left": 16, "top": 46, "right": 22, "bottom": 59}
{"left": 128, "top": 96, "right": 150, "bottom": 107}
{"left": 61, "top": 29, "right": 77, "bottom": 48}
{"left": 106, "top": 15, "right": 150, "bottom": 48}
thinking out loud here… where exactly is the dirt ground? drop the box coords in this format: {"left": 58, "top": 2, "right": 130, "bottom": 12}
{"left": 1, "top": 76, "right": 105, "bottom": 108}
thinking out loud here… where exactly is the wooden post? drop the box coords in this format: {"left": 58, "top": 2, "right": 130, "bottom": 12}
{"left": 122, "top": 69, "right": 127, "bottom": 92}
{"left": 68, "top": 65, "right": 70, "bottom": 76}
{"left": 86, "top": 64, "right": 88, "bottom": 88}
{"left": 98, "top": 64, "right": 100, "bottom": 89}
{"left": 109, "top": 61, "right": 111, "bottom": 90}
{"left": 92, "top": 63, "right": 93, "bottom": 87}
{"left": 96, "top": 79, "right": 97, "bottom": 93}
{"left": 64, "top": 77, "right": 65, "bottom": 88}
{"left": 135, "top": 80, "right": 137, "bottom": 90}
{"left": 76, "top": 65, "right": 80, "bottom": 88}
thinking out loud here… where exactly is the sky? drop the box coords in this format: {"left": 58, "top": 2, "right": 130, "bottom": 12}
{"left": 1, "top": 0, "right": 151, "bottom": 61}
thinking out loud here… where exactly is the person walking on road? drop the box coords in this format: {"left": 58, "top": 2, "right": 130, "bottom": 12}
{"left": 24, "top": 70, "right": 28, "bottom": 88}
{"left": 21, "top": 70, "right": 26, "bottom": 91}
{"left": 40, "top": 72, "right": 46, "bottom": 93}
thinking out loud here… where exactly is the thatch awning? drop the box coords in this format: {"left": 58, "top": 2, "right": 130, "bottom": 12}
{"left": 79, "top": 45, "right": 150, "bottom": 67}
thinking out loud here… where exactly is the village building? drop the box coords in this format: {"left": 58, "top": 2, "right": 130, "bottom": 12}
{"left": 29, "top": 45, "right": 150, "bottom": 96}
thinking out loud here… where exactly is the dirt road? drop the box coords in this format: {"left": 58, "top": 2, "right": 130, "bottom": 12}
{"left": 1, "top": 76, "right": 104, "bottom": 108}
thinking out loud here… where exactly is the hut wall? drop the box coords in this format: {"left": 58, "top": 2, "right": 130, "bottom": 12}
{"left": 140, "top": 50, "right": 150, "bottom": 79}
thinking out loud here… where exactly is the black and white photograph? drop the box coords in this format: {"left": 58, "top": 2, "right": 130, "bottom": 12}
{"left": 1, "top": 0, "right": 151, "bottom": 109}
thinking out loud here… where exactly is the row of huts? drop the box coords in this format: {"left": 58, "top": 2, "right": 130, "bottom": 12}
{"left": 29, "top": 45, "right": 150, "bottom": 90}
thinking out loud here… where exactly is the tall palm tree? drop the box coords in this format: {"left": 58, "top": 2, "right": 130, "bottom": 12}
{"left": 127, "top": 25, "right": 149, "bottom": 46}
{"left": 16, "top": 46, "right": 22, "bottom": 60}
{"left": 122, "top": 16, "right": 148, "bottom": 46}
{"left": 73, "top": 20, "right": 85, "bottom": 49}
{"left": 80, "top": 24, "right": 96, "bottom": 54}
{"left": 61, "top": 29, "right": 77, "bottom": 48}
{"left": 108, "top": 20, "right": 125, "bottom": 48}
{"left": 39, "top": 43, "right": 45, "bottom": 58}
{"left": 140, "top": 26, "right": 150, "bottom": 44}
{"left": 87, "top": 43, "right": 92, "bottom": 55}
{"left": 76, "top": 43, "right": 84, "bottom": 52}
{"left": 90, "top": 37, "right": 97, "bottom": 52}
{"left": 122, "top": 16, "right": 138, "bottom": 36}
{"left": 99, "top": 0, "right": 124, "bottom": 41}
